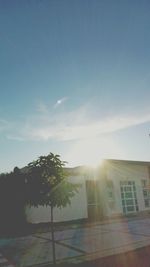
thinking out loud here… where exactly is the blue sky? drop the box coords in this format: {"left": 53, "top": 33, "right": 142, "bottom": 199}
{"left": 0, "top": 0, "right": 150, "bottom": 172}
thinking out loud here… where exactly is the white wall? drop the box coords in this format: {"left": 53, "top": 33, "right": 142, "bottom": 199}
{"left": 26, "top": 175, "right": 88, "bottom": 223}
{"left": 25, "top": 162, "right": 150, "bottom": 223}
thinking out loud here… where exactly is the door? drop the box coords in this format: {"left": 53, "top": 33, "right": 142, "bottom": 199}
{"left": 86, "top": 180, "right": 102, "bottom": 221}
{"left": 120, "top": 181, "right": 139, "bottom": 214}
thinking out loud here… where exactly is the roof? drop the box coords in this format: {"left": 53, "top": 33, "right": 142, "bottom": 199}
{"left": 104, "top": 159, "right": 150, "bottom": 166}
{"left": 21, "top": 159, "right": 150, "bottom": 177}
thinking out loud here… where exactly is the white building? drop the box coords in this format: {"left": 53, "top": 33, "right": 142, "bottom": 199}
{"left": 26, "top": 159, "right": 150, "bottom": 224}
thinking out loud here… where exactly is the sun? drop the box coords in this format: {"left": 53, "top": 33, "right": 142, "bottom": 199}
{"left": 65, "top": 136, "right": 121, "bottom": 168}
{"left": 66, "top": 138, "right": 106, "bottom": 167}
{"left": 87, "top": 158, "right": 104, "bottom": 169}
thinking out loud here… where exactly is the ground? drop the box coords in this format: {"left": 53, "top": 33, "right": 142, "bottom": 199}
{"left": 1, "top": 215, "right": 150, "bottom": 267}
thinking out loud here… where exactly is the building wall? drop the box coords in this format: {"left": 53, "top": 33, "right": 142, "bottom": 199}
{"left": 105, "top": 162, "right": 150, "bottom": 216}
{"left": 26, "top": 175, "right": 88, "bottom": 223}
{"left": 25, "top": 161, "right": 150, "bottom": 223}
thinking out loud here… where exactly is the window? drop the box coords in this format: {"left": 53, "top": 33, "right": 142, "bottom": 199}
{"left": 126, "top": 206, "right": 134, "bottom": 212}
{"left": 143, "top": 190, "right": 148, "bottom": 197}
{"left": 107, "top": 180, "right": 114, "bottom": 200}
{"left": 144, "top": 199, "right": 150, "bottom": 208}
{"left": 122, "top": 200, "right": 125, "bottom": 205}
{"left": 125, "top": 192, "right": 133, "bottom": 198}
{"left": 125, "top": 186, "right": 132, "bottom": 192}
{"left": 126, "top": 199, "right": 134, "bottom": 205}
{"left": 141, "top": 180, "right": 150, "bottom": 208}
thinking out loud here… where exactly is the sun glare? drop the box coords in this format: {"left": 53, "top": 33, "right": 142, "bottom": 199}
{"left": 66, "top": 137, "right": 112, "bottom": 167}
{"left": 87, "top": 158, "right": 103, "bottom": 169}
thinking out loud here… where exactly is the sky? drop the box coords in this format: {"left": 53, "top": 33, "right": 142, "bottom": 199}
{"left": 0, "top": 0, "right": 150, "bottom": 172}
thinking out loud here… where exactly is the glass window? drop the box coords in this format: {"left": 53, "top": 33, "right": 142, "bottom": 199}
{"left": 143, "top": 190, "right": 148, "bottom": 197}
{"left": 122, "top": 200, "right": 125, "bottom": 206}
{"left": 125, "top": 192, "right": 133, "bottom": 198}
{"left": 142, "top": 181, "right": 150, "bottom": 208}
{"left": 126, "top": 206, "right": 134, "bottom": 212}
{"left": 126, "top": 199, "right": 134, "bottom": 205}
{"left": 144, "top": 199, "right": 150, "bottom": 207}
{"left": 125, "top": 186, "right": 132, "bottom": 192}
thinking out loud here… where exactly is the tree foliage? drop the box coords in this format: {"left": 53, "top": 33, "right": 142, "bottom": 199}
{"left": 26, "top": 152, "right": 80, "bottom": 208}
{"left": 0, "top": 168, "right": 27, "bottom": 233}
{"left": 0, "top": 152, "right": 80, "bottom": 244}
{"left": 25, "top": 152, "right": 80, "bottom": 265}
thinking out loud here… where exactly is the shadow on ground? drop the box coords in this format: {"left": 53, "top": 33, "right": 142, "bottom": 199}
{"left": 44, "top": 245, "right": 150, "bottom": 267}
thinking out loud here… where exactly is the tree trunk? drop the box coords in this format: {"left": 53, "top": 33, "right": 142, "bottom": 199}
{"left": 51, "top": 205, "right": 56, "bottom": 265}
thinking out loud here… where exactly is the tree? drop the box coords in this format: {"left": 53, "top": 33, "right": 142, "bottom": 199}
{"left": 26, "top": 152, "right": 79, "bottom": 265}
{"left": 0, "top": 167, "right": 27, "bottom": 235}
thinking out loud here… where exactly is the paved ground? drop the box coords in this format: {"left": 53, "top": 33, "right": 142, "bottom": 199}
{"left": 0, "top": 251, "right": 14, "bottom": 267}
{"left": 1, "top": 217, "right": 150, "bottom": 266}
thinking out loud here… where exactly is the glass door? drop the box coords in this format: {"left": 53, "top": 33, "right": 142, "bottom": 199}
{"left": 120, "top": 181, "right": 139, "bottom": 214}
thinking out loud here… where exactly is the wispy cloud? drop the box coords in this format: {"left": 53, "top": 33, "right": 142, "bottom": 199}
{"left": 36, "top": 101, "right": 49, "bottom": 114}
{"left": 5, "top": 104, "right": 150, "bottom": 142}
{"left": 0, "top": 119, "right": 12, "bottom": 132}
{"left": 54, "top": 97, "right": 68, "bottom": 108}
{"left": 7, "top": 135, "right": 25, "bottom": 141}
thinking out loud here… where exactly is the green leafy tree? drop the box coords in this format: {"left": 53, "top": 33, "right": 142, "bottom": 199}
{"left": 26, "top": 152, "right": 79, "bottom": 265}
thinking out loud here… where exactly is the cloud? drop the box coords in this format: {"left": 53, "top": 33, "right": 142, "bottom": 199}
{"left": 0, "top": 119, "right": 11, "bottom": 132}
{"left": 36, "top": 101, "right": 49, "bottom": 114}
{"left": 6, "top": 104, "right": 150, "bottom": 142}
{"left": 54, "top": 97, "right": 68, "bottom": 108}
{"left": 7, "top": 135, "right": 25, "bottom": 141}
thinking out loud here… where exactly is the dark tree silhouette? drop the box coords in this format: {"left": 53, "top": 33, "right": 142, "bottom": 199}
{"left": 0, "top": 167, "right": 27, "bottom": 235}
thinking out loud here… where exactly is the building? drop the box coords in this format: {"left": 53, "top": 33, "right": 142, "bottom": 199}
{"left": 26, "top": 159, "right": 150, "bottom": 224}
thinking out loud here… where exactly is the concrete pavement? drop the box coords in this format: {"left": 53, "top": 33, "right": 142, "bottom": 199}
{"left": 1, "top": 217, "right": 150, "bottom": 266}
{"left": 0, "top": 251, "right": 14, "bottom": 267}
